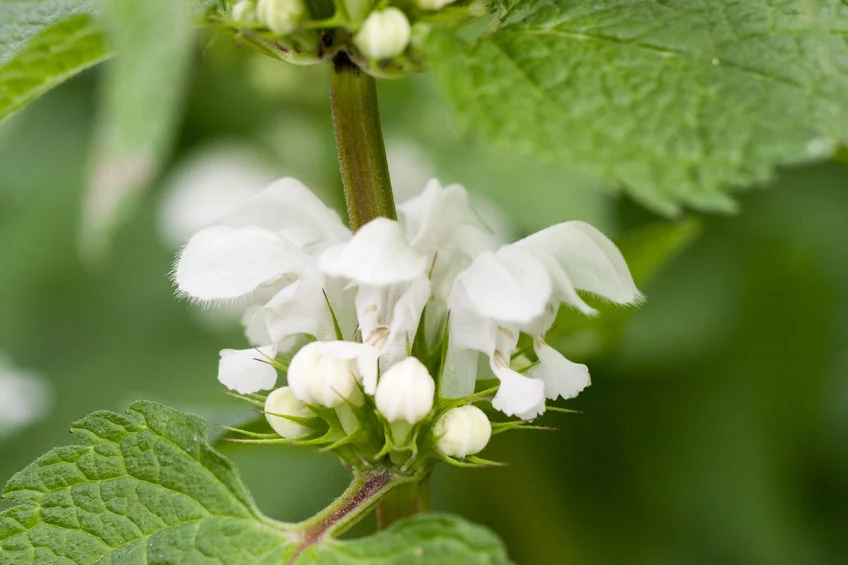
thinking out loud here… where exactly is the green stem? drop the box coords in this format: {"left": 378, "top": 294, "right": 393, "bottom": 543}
{"left": 376, "top": 474, "right": 431, "bottom": 530}
{"left": 294, "top": 469, "right": 401, "bottom": 548}
{"left": 330, "top": 52, "right": 397, "bottom": 231}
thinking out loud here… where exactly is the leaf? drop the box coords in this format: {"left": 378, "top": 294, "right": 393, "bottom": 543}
{"left": 549, "top": 219, "right": 702, "bottom": 359}
{"left": 428, "top": 0, "right": 848, "bottom": 214}
{"left": 0, "top": 401, "right": 298, "bottom": 564}
{"left": 295, "top": 514, "right": 512, "bottom": 564}
{"left": 0, "top": 0, "right": 110, "bottom": 125}
{"left": 0, "top": 402, "right": 512, "bottom": 564}
{"left": 80, "top": 0, "right": 195, "bottom": 261}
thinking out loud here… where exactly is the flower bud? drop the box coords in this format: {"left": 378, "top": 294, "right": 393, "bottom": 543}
{"left": 287, "top": 341, "right": 375, "bottom": 407}
{"left": 416, "top": 0, "right": 457, "bottom": 10}
{"left": 434, "top": 405, "right": 491, "bottom": 458}
{"left": 375, "top": 357, "right": 435, "bottom": 425}
{"left": 257, "top": 0, "right": 305, "bottom": 35}
{"left": 232, "top": 0, "right": 258, "bottom": 23}
{"left": 354, "top": 8, "right": 411, "bottom": 60}
{"left": 264, "top": 386, "right": 315, "bottom": 438}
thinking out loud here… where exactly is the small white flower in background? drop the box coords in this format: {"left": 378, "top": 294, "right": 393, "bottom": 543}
{"left": 386, "top": 141, "right": 436, "bottom": 201}
{"left": 159, "top": 143, "right": 277, "bottom": 246}
{"left": 0, "top": 356, "right": 52, "bottom": 439}
{"left": 446, "top": 221, "right": 642, "bottom": 419}
{"left": 416, "top": 0, "right": 458, "bottom": 11}
{"left": 434, "top": 405, "right": 492, "bottom": 459}
{"left": 264, "top": 386, "right": 315, "bottom": 438}
{"left": 257, "top": 0, "right": 305, "bottom": 35}
{"left": 354, "top": 8, "right": 412, "bottom": 60}
{"left": 231, "top": 0, "right": 258, "bottom": 23}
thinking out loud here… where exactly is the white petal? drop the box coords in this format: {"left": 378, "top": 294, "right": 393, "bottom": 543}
{"left": 242, "top": 305, "right": 272, "bottom": 346}
{"left": 314, "top": 341, "right": 380, "bottom": 395}
{"left": 263, "top": 275, "right": 335, "bottom": 343}
{"left": 354, "top": 285, "right": 384, "bottom": 339}
{"left": 400, "top": 179, "right": 475, "bottom": 252}
{"left": 447, "top": 284, "right": 498, "bottom": 356}
{"left": 456, "top": 249, "right": 551, "bottom": 325}
{"left": 320, "top": 218, "right": 427, "bottom": 286}
{"left": 529, "top": 341, "right": 590, "bottom": 400}
{"left": 516, "top": 221, "right": 642, "bottom": 305}
{"left": 388, "top": 276, "right": 430, "bottom": 340}
{"left": 175, "top": 225, "right": 304, "bottom": 301}
{"left": 490, "top": 360, "right": 546, "bottom": 420}
{"left": 218, "top": 346, "right": 278, "bottom": 394}
{"left": 224, "top": 177, "right": 351, "bottom": 249}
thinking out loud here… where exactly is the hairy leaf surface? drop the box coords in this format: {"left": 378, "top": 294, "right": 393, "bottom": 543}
{"left": 430, "top": 0, "right": 848, "bottom": 213}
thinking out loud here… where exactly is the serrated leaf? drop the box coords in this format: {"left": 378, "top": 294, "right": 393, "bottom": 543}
{"left": 295, "top": 514, "right": 512, "bottom": 564}
{"left": 0, "top": 401, "right": 297, "bottom": 564}
{"left": 549, "top": 219, "right": 702, "bottom": 358}
{"left": 0, "top": 0, "right": 110, "bottom": 125}
{"left": 428, "top": 0, "right": 848, "bottom": 214}
{"left": 0, "top": 402, "right": 512, "bottom": 564}
{"left": 80, "top": 0, "right": 195, "bottom": 261}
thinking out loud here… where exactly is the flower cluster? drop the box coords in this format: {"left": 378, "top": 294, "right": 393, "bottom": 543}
{"left": 222, "top": 0, "right": 476, "bottom": 73}
{"left": 175, "top": 177, "right": 641, "bottom": 469}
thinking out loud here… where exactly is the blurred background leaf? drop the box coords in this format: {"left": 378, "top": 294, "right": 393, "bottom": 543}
{"left": 1, "top": 33, "right": 848, "bottom": 565}
{"left": 79, "top": 0, "right": 194, "bottom": 261}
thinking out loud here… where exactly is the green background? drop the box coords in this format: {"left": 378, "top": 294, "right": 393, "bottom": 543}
{"left": 1, "top": 38, "right": 847, "bottom": 564}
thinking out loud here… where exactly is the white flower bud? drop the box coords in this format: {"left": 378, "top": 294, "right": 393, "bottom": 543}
{"left": 375, "top": 357, "right": 435, "bottom": 425}
{"left": 354, "top": 8, "right": 411, "bottom": 60}
{"left": 232, "top": 0, "right": 258, "bottom": 23}
{"left": 264, "top": 386, "right": 315, "bottom": 438}
{"left": 434, "top": 405, "right": 491, "bottom": 458}
{"left": 416, "top": 0, "right": 457, "bottom": 10}
{"left": 287, "top": 341, "right": 374, "bottom": 407}
{"left": 257, "top": 0, "right": 305, "bottom": 35}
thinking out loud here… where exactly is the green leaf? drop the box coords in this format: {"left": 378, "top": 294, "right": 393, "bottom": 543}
{"left": 0, "top": 0, "right": 110, "bottom": 125}
{"left": 428, "top": 0, "right": 848, "bottom": 214}
{"left": 0, "top": 402, "right": 511, "bottom": 564}
{"left": 549, "top": 219, "right": 702, "bottom": 358}
{"left": 295, "top": 514, "right": 512, "bottom": 564}
{"left": 80, "top": 0, "right": 195, "bottom": 261}
{"left": 0, "top": 401, "right": 297, "bottom": 564}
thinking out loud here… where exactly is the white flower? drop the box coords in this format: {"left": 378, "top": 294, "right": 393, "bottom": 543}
{"left": 0, "top": 356, "right": 52, "bottom": 438}
{"left": 175, "top": 178, "right": 355, "bottom": 392}
{"left": 375, "top": 357, "right": 435, "bottom": 425}
{"left": 416, "top": 0, "right": 457, "bottom": 10}
{"left": 354, "top": 8, "right": 411, "bottom": 60}
{"left": 447, "top": 221, "right": 642, "bottom": 419}
{"left": 434, "top": 405, "right": 491, "bottom": 458}
{"left": 158, "top": 143, "right": 276, "bottom": 246}
{"left": 287, "top": 341, "right": 379, "bottom": 406}
{"left": 265, "top": 386, "right": 315, "bottom": 438}
{"left": 257, "top": 0, "right": 305, "bottom": 35}
{"left": 218, "top": 345, "right": 278, "bottom": 394}
{"left": 399, "top": 179, "right": 500, "bottom": 342}
{"left": 321, "top": 217, "right": 431, "bottom": 370}
{"left": 232, "top": 0, "right": 258, "bottom": 23}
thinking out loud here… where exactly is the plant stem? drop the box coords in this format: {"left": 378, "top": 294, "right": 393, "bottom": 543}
{"left": 329, "top": 52, "right": 397, "bottom": 231}
{"left": 376, "top": 474, "right": 432, "bottom": 530}
{"left": 294, "top": 469, "right": 400, "bottom": 548}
